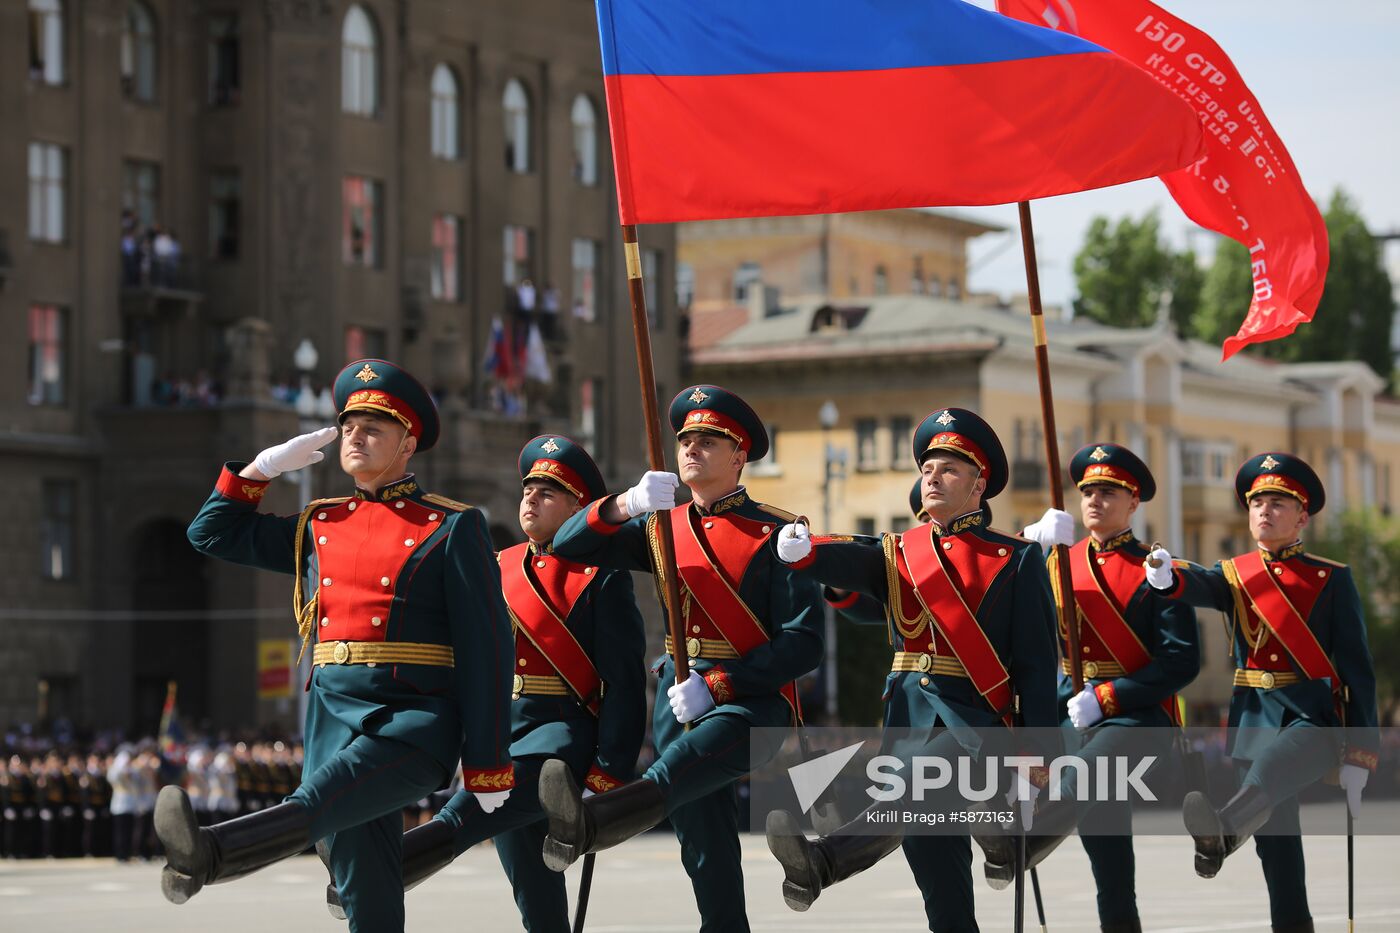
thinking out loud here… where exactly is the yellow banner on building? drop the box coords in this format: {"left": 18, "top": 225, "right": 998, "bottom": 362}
{"left": 257, "top": 639, "right": 294, "bottom": 699}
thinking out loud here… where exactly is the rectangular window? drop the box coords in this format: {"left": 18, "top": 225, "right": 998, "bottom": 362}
{"left": 28, "top": 142, "right": 66, "bottom": 243}
{"left": 571, "top": 238, "right": 598, "bottom": 323}
{"left": 578, "top": 377, "right": 599, "bottom": 448}
{"left": 28, "top": 304, "right": 66, "bottom": 406}
{"left": 644, "top": 249, "right": 662, "bottom": 327}
{"left": 122, "top": 160, "right": 161, "bottom": 230}
{"left": 208, "top": 13, "right": 240, "bottom": 106}
{"left": 29, "top": 0, "right": 65, "bottom": 85}
{"left": 342, "top": 176, "right": 381, "bottom": 267}
{"left": 855, "top": 517, "right": 877, "bottom": 537}
{"left": 41, "top": 479, "right": 75, "bottom": 581}
{"left": 855, "top": 418, "right": 879, "bottom": 470}
{"left": 502, "top": 224, "right": 534, "bottom": 288}
{"left": 890, "top": 516, "right": 911, "bottom": 534}
{"left": 209, "top": 170, "right": 241, "bottom": 259}
{"left": 431, "top": 215, "right": 461, "bottom": 301}
{"left": 344, "top": 325, "right": 386, "bottom": 362}
{"left": 888, "top": 415, "right": 912, "bottom": 470}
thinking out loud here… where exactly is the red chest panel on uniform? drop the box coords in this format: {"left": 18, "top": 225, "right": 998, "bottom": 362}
{"left": 1066, "top": 547, "right": 1141, "bottom": 664}
{"left": 1245, "top": 557, "right": 1331, "bottom": 670}
{"left": 500, "top": 543, "right": 596, "bottom": 676}
{"left": 312, "top": 498, "right": 446, "bottom": 642}
{"left": 894, "top": 530, "right": 1013, "bottom": 653}
{"left": 678, "top": 508, "right": 774, "bottom": 641}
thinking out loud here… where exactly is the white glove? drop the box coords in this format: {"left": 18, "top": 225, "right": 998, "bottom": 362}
{"left": 776, "top": 523, "right": 812, "bottom": 564}
{"left": 582, "top": 788, "right": 596, "bottom": 799}
{"left": 473, "top": 789, "right": 511, "bottom": 814}
{"left": 622, "top": 471, "right": 679, "bottom": 517}
{"left": 1067, "top": 684, "right": 1105, "bottom": 730}
{"left": 1340, "top": 763, "right": 1368, "bottom": 819}
{"left": 1005, "top": 774, "right": 1041, "bottom": 831}
{"left": 1021, "top": 508, "right": 1075, "bottom": 551}
{"left": 1145, "top": 547, "right": 1174, "bottom": 591}
{"left": 667, "top": 671, "right": 716, "bottom": 724}
{"left": 250, "top": 426, "right": 339, "bottom": 479}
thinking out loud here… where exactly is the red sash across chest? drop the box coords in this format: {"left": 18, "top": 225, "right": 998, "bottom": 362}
{"left": 498, "top": 543, "right": 603, "bottom": 713}
{"left": 1228, "top": 551, "right": 1338, "bottom": 684}
{"left": 898, "top": 522, "right": 1015, "bottom": 723}
{"left": 312, "top": 498, "right": 445, "bottom": 643}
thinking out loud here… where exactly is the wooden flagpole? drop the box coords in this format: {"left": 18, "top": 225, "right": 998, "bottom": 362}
{"left": 620, "top": 225, "right": 690, "bottom": 686}
{"left": 1017, "top": 201, "right": 1083, "bottom": 692}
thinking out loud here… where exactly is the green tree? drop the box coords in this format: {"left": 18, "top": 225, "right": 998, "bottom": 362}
{"left": 1192, "top": 189, "right": 1395, "bottom": 380}
{"left": 1072, "top": 210, "right": 1206, "bottom": 334}
{"left": 1312, "top": 510, "right": 1400, "bottom": 716}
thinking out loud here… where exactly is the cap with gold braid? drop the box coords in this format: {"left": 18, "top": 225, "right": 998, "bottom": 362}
{"left": 911, "top": 407, "right": 1008, "bottom": 500}
{"left": 333, "top": 359, "right": 440, "bottom": 452}
{"left": 669, "top": 384, "right": 769, "bottom": 462}
{"left": 1235, "top": 452, "right": 1325, "bottom": 515}
{"left": 1070, "top": 442, "right": 1156, "bottom": 502}
{"left": 517, "top": 434, "right": 607, "bottom": 505}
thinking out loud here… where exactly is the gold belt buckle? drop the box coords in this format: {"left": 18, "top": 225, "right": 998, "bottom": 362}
{"left": 917, "top": 653, "right": 933, "bottom": 673}
{"left": 512, "top": 674, "right": 524, "bottom": 699}
{"left": 686, "top": 636, "right": 702, "bottom": 658}
{"left": 332, "top": 641, "right": 351, "bottom": 665}
{"left": 1260, "top": 671, "right": 1276, "bottom": 689}
{"left": 1083, "top": 660, "right": 1099, "bottom": 679}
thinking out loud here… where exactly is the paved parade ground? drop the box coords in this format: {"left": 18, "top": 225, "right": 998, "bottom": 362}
{"left": 2, "top": 803, "right": 1397, "bottom": 932}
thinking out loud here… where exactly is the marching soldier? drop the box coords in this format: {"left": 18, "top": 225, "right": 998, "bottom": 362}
{"left": 162, "top": 359, "right": 516, "bottom": 932}
{"left": 1146, "top": 453, "right": 1378, "bottom": 933}
{"left": 326, "top": 434, "right": 648, "bottom": 931}
{"left": 766, "top": 407, "right": 1060, "bottom": 933}
{"left": 976, "top": 443, "right": 1200, "bottom": 933}
{"left": 823, "top": 477, "right": 927, "bottom": 626}
{"left": 538, "top": 385, "right": 824, "bottom": 932}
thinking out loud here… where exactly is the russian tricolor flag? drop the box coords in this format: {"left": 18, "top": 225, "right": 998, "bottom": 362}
{"left": 597, "top": 0, "right": 1207, "bottom": 223}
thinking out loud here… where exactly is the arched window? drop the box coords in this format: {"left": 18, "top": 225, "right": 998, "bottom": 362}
{"left": 571, "top": 94, "right": 598, "bottom": 186}
{"left": 503, "top": 79, "right": 530, "bottom": 173}
{"left": 341, "top": 5, "right": 378, "bottom": 116}
{"left": 430, "top": 64, "right": 460, "bottom": 159}
{"left": 28, "top": 0, "right": 65, "bottom": 85}
{"left": 121, "top": 1, "right": 157, "bottom": 102}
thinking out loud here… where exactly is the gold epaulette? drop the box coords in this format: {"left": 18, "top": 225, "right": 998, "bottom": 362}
{"left": 757, "top": 503, "right": 798, "bottom": 523}
{"left": 422, "top": 492, "right": 471, "bottom": 512}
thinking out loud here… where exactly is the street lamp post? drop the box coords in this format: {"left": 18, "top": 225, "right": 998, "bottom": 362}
{"left": 818, "top": 400, "right": 847, "bottom": 720}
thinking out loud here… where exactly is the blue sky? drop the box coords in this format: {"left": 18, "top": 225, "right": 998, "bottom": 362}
{"left": 957, "top": 0, "right": 1400, "bottom": 311}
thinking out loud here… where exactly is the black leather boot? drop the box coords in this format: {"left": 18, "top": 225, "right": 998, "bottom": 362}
{"left": 156, "top": 785, "right": 312, "bottom": 904}
{"left": 1100, "top": 920, "right": 1143, "bottom": 933}
{"left": 1182, "top": 785, "right": 1272, "bottom": 879}
{"left": 1271, "top": 922, "right": 1315, "bottom": 933}
{"left": 539, "top": 759, "right": 666, "bottom": 872}
{"left": 975, "top": 796, "right": 1080, "bottom": 890}
{"left": 326, "top": 816, "right": 457, "bottom": 919}
{"left": 765, "top": 808, "right": 903, "bottom": 911}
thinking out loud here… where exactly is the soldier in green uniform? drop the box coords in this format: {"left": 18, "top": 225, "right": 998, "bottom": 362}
{"left": 539, "top": 385, "right": 824, "bottom": 933}
{"left": 765, "top": 407, "right": 1060, "bottom": 933}
{"left": 975, "top": 443, "right": 1200, "bottom": 933}
{"left": 1146, "top": 453, "right": 1378, "bottom": 933}
{"left": 325, "top": 434, "right": 647, "bottom": 932}
{"left": 822, "top": 477, "right": 927, "bottom": 626}
{"left": 162, "top": 359, "right": 516, "bottom": 933}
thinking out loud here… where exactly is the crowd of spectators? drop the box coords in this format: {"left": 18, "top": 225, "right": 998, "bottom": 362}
{"left": 120, "top": 209, "right": 184, "bottom": 288}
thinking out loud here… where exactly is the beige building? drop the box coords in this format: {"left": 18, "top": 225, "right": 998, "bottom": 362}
{"left": 2, "top": 0, "right": 678, "bottom": 733}
{"left": 682, "top": 212, "right": 1400, "bottom": 718}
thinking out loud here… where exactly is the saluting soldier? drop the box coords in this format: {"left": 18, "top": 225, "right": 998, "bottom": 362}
{"left": 976, "top": 443, "right": 1200, "bottom": 933}
{"left": 766, "top": 407, "right": 1060, "bottom": 933}
{"left": 326, "top": 434, "right": 647, "bottom": 932}
{"left": 539, "top": 385, "right": 824, "bottom": 933}
{"left": 161, "top": 359, "right": 515, "bottom": 933}
{"left": 1146, "top": 453, "right": 1378, "bottom": 933}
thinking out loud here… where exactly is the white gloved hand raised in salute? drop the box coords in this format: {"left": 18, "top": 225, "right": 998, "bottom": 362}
{"left": 1145, "top": 547, "right": 1175, "bottom": 591}
{"left": 248, "top": 426, "right": 340, "bottom": 479}
{"left": 621, "top": 471, "right": 680, "bottom": 518}
{"left": 775, "top": 523, "right": 812, "bottom": 564}
{"left": 1021, "top": 508, "right": 1075, "bottom": 551}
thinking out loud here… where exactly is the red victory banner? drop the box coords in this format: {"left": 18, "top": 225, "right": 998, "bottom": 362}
{"left": 997, "top": 0, "right": 1330, "bottom": 359}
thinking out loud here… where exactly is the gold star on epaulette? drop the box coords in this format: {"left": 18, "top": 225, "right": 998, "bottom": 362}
{"left": 1260, "top": 455, "right": 1281, "bottom": 470}
{"left": 688, "top": 387, "right": 709, "bottom": 404}
{"left": 541, "top": 438, "right": 561, "bottom": 454}
{"left": 1089, "top": 446, "right": 1109, "bottom": 462}
{"left": 355, "top": 363, "right": 379, "bottom": 383}
{"left": 935, "top": 410, "right": 955, "bottom": 426}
